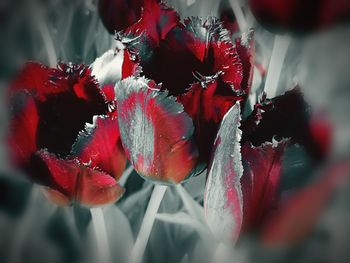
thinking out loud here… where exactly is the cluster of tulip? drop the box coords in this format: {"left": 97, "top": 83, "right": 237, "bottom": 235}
{"left": 6, "top": 0, "right": 350, "bottom": 261}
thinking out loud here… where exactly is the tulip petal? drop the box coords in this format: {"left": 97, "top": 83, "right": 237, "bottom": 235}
{"left": 126, "top": 0, "right": 180, "bottom": 45}
{"left": 115, "top": 77, "right": 199, "bottom": 184}
{"left": 72, "top": 116, "right": 127, "bottom": 180}
{"left": 8, "top": 92, "right": 39, "bottom": 166}
{"left": 261, "top": 160, "right": 350, "bottom": 246}
{"left": 173, "top": 19, "right": 248, "bottom": 164}
{"left": 204, "top": 103, "right": 243, "bottom": 242}
{"left": 178, "top": 81, "right": 243, "bottom": 164}
{"left": 241, "top": 140, "right": 289, "bottom": 232}
{"left": 32, "top": 150, "right": 124, "bottom": 206}
{"left": 90, "top": 49, "right": 123, "bottom": 85}
{"left": 9, "top": 62, "right": 64, "bottom": 100}
{"left": 98, "top": 0, "right": 144, "bottom": 33}
{"left": 242, "top": 88, "right": 327, "bottom": 161}
{"left": 77, "top": 167, "right": 125, "bottom": 206}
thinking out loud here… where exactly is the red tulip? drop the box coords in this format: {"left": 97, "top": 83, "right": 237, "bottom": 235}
{"left": 240, "top": 140, "right": 289, "bottom": 233}
{"left": 98, "top": 0, "right": 179, "bottom": 45}
{"left": 116, "top": 17, "right": 255, "bottom": 183}
{"left": 261, "top": 159, "right": 350, "bottom": 246}
{"left": 249, "top": 0, "right": 350, "bottom": 34}
{"left": 204, "top": 87, "right": 332, "bottom": 242}
{"left": 7, "top": 62, "right": 126, "bottom": 206}
{"left": 241, "top": 88, "right": 330, "bottom": 161}
{"left": 204, "top": 103, "right": 244, "bottom": 242}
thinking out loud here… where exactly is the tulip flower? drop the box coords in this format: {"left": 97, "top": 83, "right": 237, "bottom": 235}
{"left": 249, "top": 0, "right": 350, "bottom": 34}
{"left": 98, "top": 0, "right": 179, "bottom": 45}
{"left": 204, "top": 88, "right": 331, "bottom": 243}
{"left": 116, "top": 17, "right": 255, "bottom": 184}
{"left": 7, "top": 62, "right": 127, "bottom": 206}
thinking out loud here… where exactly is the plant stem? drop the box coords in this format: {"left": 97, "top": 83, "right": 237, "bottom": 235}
{"left": 90, "top": 207, "right": 111, "bottom": 263}
{"left": 212, "top": 243, "right": 233, "bottom": 263}
{"left": 9, "top": 186, "right": 39, "bottom": 263}
{"left": 229, "top": 0, "right": 248, "bottom": 32}
{"left": 32, "top": 1, "right": 57, "bottom": 67}
{"left": 62, "top": 206, "right": 81, "bottom": 250}
{"left": 119, "top": 165, "right": 134, "bottom": 187}
{"left": 264, "top": 35, "right": 291, "bottom": 98}
{"left": 130, "top": 185, "right": 168, "bottom": 263}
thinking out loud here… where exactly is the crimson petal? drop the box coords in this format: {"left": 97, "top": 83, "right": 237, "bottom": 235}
{"left": 204, "top": 103, "right": 243, "bottom": 242}
{"left": 33, "top": 150, "right": 124, "bottom": 206}
{"left": 33, "top": 63, "right": 108, "bottom": 157}
{"left": 72, "top": 115, "right": 127, "bottom": 180}
{"left": 126, "top": 0, "right": 179, "bottom": 45}
{"left": 241, "top": 140, "right": 289, "bottom": 233}
{"left": 9, "top": 62, "right": 64, "bottom": 100}
{"left": 7, "top": 92, "right": 39, "bottom": 167}
{"left": 115, "top": 77, "right": 199, "bottom": 184}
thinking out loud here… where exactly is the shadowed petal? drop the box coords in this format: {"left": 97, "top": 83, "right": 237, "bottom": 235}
{"left": 204, "top": 103, "right": 243, "bottom": 242}
{"left": 98, "top": 0, "right": 144, "bottom": 34}
{"left": 241, "top": 88, "right": 327, "bottom": 161}
{"left": 8, "top": 92, "right": 39, "bottom": 166}
{"left": 261, "top": 160, "right": 350, "bottom": 246}
{"left": 115, "top": 77, "right": 199, "bottom": 184}
{"left": 241, "top": 140, "right": 289, "bottom": 232}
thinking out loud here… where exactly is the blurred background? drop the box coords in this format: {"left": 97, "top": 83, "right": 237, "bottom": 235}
{"left": 1, "top": 0, "right": 350, "bottom": 263}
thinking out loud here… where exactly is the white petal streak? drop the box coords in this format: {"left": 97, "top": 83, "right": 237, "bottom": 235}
{"left": 204, "top": 102, "right": 243, "bottom": 243}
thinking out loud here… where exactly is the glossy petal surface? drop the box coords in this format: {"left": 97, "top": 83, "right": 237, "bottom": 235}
{"left": 204, "top": 103, "right": 243, "bottom": 242}
{"left": 115, "top": 77, "right": 198, "bottom": 184}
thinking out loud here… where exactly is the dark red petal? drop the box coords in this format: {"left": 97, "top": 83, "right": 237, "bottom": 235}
{"left": 178, "top": 80, "right": 243, "bottom": 164}
{"left": 7, "top": 92, "right": 39, "bottom": 166}
{"left": 241, "top": 88, "right": 327, "bottom": 161}
{"left": 249, "top": 0, "right": 320, "bottom": 33}
{"left": 249, "top": 0, "right": 350, "bottom": 33}
{"left": 72, "top": 116, "right": 127, "bottom": 180}
{"left": 32, "top": 150, "right": 80, "bottom": 199}
{"left": 32, "top": 150, "right": 124, "bottom": 206}
{"left": 241, "top": 140, "right": 289, "bottom": 232}
{"left": 9, "top": 62, "right": 64, "bottom": 100}
{"left": 115, "top": 77, "right": 199, "bottom": 184}
{"left": 126, "top": 0, "right": 180, "bottom": 45}
{"left": 261, "top": 160, "right": 350, "bottom": 246}
{"left": 33, "top": 63, "right": 108, "bottom": 157}
{"left": 204, "top": 103, "right": 243, "bottom": 242}
{"left": 320, "top": 0, "right": 350, "bottom": 28}
{"left": 98, "top": 0, "right": 144, "bottom": 34}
